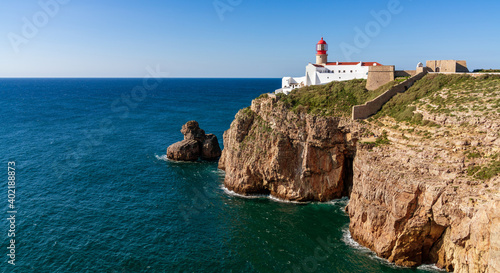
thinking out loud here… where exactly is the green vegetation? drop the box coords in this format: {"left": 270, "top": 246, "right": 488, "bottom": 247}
{"left": 272, "top": 73, "right": 500, "bottom": 122}
{"left": 241, "top": 106, "right": 254, "bottom": 116}
{"left": 361, "top": 130, "right": 390, "bottom": 147}
{"left": 277, "top": 79, "right": 392, "bottom": 117}
{"left": 256, "top": 93, "right": 269, "bottom": 99}
{"left": 375, "top": 131, "right": 390, "bottom": 145}
{"left": 466, "top": 149, "right": 482, "bottom": 159}
{"left": 468, "top": 160, "right": 500, "bottom": 180}
{"left": 239, "top": 115, "right": 273, "bottom": 155}
{"left": 473, "top": 69, "right": 500, "bottom": 73}
{"left": 376, "top": 74, "right": 469, "bottom": 121}
{"left": 375, "top": 74, "right": 500, "bottom": 124}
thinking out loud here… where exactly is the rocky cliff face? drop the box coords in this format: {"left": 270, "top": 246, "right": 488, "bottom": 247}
{"left": 345, "top": 75, "right": 500, "bottom": 272}
{"left": 219, "top": 76, "right": 500, "bottom": 272}
{"left": 218, "top": 96, "right": 357, "bottom": 201}
{"left": 349, "top": 142, "right": 499, "bottom": 272}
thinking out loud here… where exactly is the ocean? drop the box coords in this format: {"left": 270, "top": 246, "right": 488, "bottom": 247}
{"left": 0, "top": 78, "right": 441, "bottom": 272}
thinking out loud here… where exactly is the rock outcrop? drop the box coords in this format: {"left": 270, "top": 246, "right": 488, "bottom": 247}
{"left": 167, "top": 139, "right": 200, "bottom": 161}
{"left": 167, "top": 121, "right": 221, "bottom": 161}
{"left": 181, "top": 120, "right": 206, "bottom": 143}
{"left": 202, "top": 134, "right": 222, "bottom": 160}
{"left": 218, "top": 97, "right": 356, "bottom": 201}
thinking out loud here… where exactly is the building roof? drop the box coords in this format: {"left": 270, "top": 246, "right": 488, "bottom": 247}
{"left": 324, "top": 62, "right": 383, "bottom": 66}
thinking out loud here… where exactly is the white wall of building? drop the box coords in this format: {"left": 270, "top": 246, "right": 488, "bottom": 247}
{"left": 276, "top": 62, "right": 373, "bottom": 94}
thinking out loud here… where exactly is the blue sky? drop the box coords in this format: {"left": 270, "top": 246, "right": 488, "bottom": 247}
{"left": 1, "top": 0, "right": 499, "bottom": 77}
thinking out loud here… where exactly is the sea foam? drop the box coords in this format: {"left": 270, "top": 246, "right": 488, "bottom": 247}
{"left": 155, "top": 154, "right": 169, "bottom": 161}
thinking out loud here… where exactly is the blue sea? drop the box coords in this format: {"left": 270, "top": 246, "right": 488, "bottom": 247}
{"left": 0, "top": 78, "right": 441, "bottom": 272}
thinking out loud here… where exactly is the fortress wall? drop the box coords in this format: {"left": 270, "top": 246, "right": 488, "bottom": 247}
{"left": 426, "top": 60, "right": 468, "bottom": 73}
{"left": 395, "top": 70, "right": 416, "bottom": 77}
{"left": 366, "top": 65, "right": 395, "bottom": 90}
{"left": 456, "top": 60, "right": 469, "bottom": 72}
{"left": 352, "top": 71, "right": 428, "bottom": 120}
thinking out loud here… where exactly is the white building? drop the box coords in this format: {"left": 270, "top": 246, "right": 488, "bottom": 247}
{"left": 276, "top": 37, "right": 383, "bottom": 94}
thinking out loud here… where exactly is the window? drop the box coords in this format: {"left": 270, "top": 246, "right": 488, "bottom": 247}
{"left": 350, "top": 70, "right": 353, "bottom": 73}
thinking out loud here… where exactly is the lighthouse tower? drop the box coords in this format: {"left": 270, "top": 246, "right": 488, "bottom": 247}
{"left": 316, "top": 37, "right": 328, "bottom": 65}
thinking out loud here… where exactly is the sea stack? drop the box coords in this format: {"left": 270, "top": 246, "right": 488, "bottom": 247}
{"left": 167, "top": 121, "right": 221, "bottom": 161}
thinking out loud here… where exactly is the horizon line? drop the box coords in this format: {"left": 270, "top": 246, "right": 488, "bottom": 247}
{"left": 0, "top": 76, "right": 283, "bottom": 79}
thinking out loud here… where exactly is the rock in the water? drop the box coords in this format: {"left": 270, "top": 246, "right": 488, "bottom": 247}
{"left": 181, "top": 120, "right": 206, "bottom": 142}
{"left": 201, "top": 134, "right": 222, "bottom": 160}
{"left": 166, "top": 120, "right": 221, "bottom": 161}
{"left": 167, "top": 139, "right": 200, "bottom": 161}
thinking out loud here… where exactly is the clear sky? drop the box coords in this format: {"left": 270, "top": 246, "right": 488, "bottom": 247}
{"left": 1, "top": 0, "right": 499, "bottom": 77}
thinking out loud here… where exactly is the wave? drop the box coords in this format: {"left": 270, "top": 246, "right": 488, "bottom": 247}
{"left": 221, "top": 185, "right": 309, "bottom": 204}
{"left": 268, "top": 194, "right": 310, "bottom": 204}
{"left": 211, "top": 169, "right": 226, "bottom": 175}
{"left": 341, "top": 225, "right": 370, "bottom": 252}
{"left": 220, "top": 185, "right": 356, "bottom": 205}
{"left": 417, "top": 264, "right": 446, "bottom": 272}
{"left": 155, "top": 154, "right": 169, "bottom": 161}
{"left": 154, "top": 154, "right": 201, "bottom": 164}
{"left": 221, "top": 186, "right": 269, "bottom": 199}
{"left": 326, "top": 196, "right": 349, "bottom": 206}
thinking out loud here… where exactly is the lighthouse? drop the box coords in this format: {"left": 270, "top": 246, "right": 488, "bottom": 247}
{"left": 276, "top": 37, "right": 384, "bottom": 94}
{"left": 316, "top": 37, "right": 328, "bottom": 65}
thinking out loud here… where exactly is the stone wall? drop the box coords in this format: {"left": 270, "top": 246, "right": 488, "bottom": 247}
{"left": 352, "top": 71, "right": 428, "bottom": 120}
{"left": 366, "top": 65, "right": 395, "bottom": 90}
{"left": 426, "top": 60, "right": 469, "bottom": 73}
{"left": 456, "top": 60, "right": 469, "bottom": 72}
{"left": 395, "top": 70, "right": 416, "bottom": 77}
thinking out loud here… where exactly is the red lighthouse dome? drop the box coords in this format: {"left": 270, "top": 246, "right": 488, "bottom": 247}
{"left": 316, "top": 37, "right": 328, "bottom": 55}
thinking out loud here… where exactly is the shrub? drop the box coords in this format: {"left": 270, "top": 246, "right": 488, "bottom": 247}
{"left": 375, "top": 131, "right": 390, "bottom": 145}
{"left": 257, "top": 93, "right": 269, "bottom": 99}
{"left": 376, "top": 74, "right": 474, "bottom": 123}
{"left": 475, "top": 161, "right": 500, "bottom": 180}
{"left": 278, "top": 79, "right": 367, "bottom": 117}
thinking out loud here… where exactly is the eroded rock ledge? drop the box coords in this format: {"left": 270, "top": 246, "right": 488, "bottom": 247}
{"left": 218, "top": 96, "right": 500, "bottom": 272}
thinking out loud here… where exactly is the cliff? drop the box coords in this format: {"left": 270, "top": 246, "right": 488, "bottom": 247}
{"left": 218, "top": 95, "right": 357, "bottom": 201}
{"left": 218, "top": 74, "right": 500, "bottom": 272}
{"left": 348, "top": 74, "right": 500, "bottom": 272}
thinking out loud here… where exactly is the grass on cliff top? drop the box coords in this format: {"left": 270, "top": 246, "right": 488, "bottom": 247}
{"left": 473, "top": 69, "right": 500, "bottom": 73}
{"left": 374, "top": 74, "right": 500, "bottom": 123}
{"left": 277, "top": 79, "right": 393, "bottom": 117}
